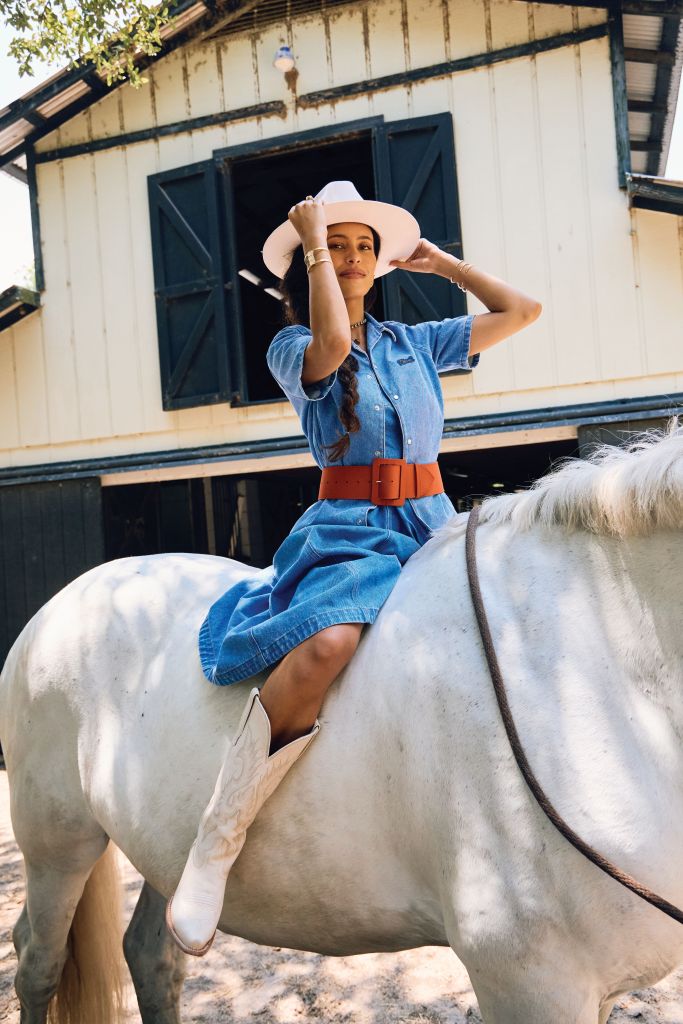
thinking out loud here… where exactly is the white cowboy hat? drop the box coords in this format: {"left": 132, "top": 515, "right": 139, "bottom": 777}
{"left": 261, "top": 180, "right": 421, "bottom": 280}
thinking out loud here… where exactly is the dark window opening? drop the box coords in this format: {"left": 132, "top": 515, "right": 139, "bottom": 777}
{"left": 103, "top": 480, "right": 210, "bottom": 560}
{"left": 229, "top": 133, "right": 384, "bottom": 404}
{"left": 149, "top": 112, "right": 467, "bottom": 411}
{"left": 102, "top": 472, "right": 320, "bottom": 568}
{"left": 439, "top": 438, "right": 580, "bottom": 512}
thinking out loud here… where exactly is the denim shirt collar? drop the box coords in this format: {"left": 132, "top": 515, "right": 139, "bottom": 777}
{"left": 363, "top": 312, "right": 396, "bottom": 351}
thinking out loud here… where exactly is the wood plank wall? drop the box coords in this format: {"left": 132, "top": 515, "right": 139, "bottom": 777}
{"left": 1, "top": 0, "right": 682, "bottom": 469}
{"left": 0, "top": 478, "right": 104, "bottom": 665}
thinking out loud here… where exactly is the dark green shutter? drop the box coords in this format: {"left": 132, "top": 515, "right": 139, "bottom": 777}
{"left": 373, "top": 112, "right": 470, "bottom": 370}
{"left": 0, "top": 478, "right": 104, "bottom": 671}
{"left": 148, "top": 160, "right": 237, "bottom": 410}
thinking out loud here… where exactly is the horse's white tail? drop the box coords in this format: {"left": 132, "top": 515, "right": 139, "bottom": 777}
{"left": 48, "top": 844, "right": 126, "bottom": 1024}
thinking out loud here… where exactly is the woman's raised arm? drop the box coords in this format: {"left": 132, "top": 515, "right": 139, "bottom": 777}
{"left": 288, "top": 199, "right": 351, "bottom": 385}
{"left": 390, "top": 239, "right": 542, "bottom": 356}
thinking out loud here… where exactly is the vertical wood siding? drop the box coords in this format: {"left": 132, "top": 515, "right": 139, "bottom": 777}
{"left": 1, "top": 0, "right": 681, "bottom": 468}
{"left": 0, "top": 478, "right": 104, "bottom": 667}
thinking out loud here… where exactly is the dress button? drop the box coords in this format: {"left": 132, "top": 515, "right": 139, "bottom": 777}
{"left": 357, "top": 519, "right": 363, "bottom": 524}
{"left": 407, "top": 438, "right": 412, "bottom": 444}
{"left": 374, "top": 450, "right": 381, "bottom": 456}
{"left": 393, "top": 394, "right": 399, "bottom": 400}
{"left": 374, "top": 404, "right": 380, "bottom": 411}
{"left": 367, "top": 373, "right": 372, "bottom": 379}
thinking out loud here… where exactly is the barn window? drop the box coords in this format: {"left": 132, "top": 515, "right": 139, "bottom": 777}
{"left": 147, "top": 112, "right": 468, "bottom": 411}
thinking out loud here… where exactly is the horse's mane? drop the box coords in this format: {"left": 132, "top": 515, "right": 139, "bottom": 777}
{"left": 433, "top": 418, "right": 683, "bottom": 540}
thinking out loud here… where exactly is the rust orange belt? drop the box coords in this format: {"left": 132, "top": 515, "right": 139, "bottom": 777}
{"left": 318, "top": 456, "right": 444, "bottom": 507}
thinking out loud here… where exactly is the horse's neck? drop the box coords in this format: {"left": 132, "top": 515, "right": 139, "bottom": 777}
{"left": 464, "top": 521, "right": 683, "bottom": 707}
{"left": 605, "top": 529, "right": 682, "bottom": 687}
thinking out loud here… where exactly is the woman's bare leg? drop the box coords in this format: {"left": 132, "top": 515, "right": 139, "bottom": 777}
{"left": 258, "top": 623, "right": 364, "bottom": 752}
{"left": 167, "top": 626, "right": 362, "bottom": 955}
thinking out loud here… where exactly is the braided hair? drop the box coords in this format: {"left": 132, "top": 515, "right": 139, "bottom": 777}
{"left": 279, "top": 227, "right": 381, "bottom": 463}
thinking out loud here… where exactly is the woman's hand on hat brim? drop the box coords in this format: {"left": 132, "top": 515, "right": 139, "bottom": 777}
{"left": 389, "top": 238, "right": 441, "bottom": 274}
{"left": 288, "top": 198, "right": 328, "bottom": 246}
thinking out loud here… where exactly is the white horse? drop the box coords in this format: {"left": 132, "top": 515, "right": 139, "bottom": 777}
{"left": 2, "top": 424, "right": 683, "bottom": 1024}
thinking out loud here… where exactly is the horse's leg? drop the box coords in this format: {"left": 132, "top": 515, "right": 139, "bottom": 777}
{"left": 124, "top": 880, "right": 187, "bottom": 1024}
{"left": 472, "top": 981, "right": 599, "bottom": 1024}
{"left": 13, "top": 835, "right": 112, "bottom": 1024}
{"left": 463, "top": 957, "right": 600, "bottom": 1024}
{"left": 599, "top": 999, "right": 616, "bottom": 1024}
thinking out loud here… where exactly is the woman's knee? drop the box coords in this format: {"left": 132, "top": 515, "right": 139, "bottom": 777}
{"left": 301, "top": 623, "right": 363, "bottom": 672}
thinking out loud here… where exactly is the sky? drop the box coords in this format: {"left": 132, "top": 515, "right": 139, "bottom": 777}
{"left": 1, "top": 24, "right": 682, "bottom": 293}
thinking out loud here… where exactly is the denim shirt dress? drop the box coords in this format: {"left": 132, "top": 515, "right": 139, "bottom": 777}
{"left": 198, "top": 310, "right": 480, "bottom": 686}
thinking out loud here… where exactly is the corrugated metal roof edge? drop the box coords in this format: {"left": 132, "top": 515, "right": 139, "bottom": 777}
{"left": 659, "top": 17, "right": 683, "bottom": 174}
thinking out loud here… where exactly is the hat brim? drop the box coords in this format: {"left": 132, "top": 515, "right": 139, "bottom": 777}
{"left": 261, "top": 200, "right": 421, "bottom": 280}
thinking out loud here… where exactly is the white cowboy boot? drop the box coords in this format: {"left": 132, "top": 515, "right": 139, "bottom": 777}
{"left": 166, "top": 686, "right": 320, "bottom": 956}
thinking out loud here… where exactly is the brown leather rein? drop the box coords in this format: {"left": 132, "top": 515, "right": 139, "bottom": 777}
{"left": 465, "top": 503, "right": 683, "bottom": 925}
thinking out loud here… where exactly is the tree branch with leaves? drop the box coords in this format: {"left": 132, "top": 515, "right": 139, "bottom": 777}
{"left": 1, "top": 0, "right": 182, "bottom": 88}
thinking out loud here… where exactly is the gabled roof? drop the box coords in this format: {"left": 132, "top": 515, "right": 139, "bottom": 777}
{"left": 0, "top": 0, "right": 681, "bottom": 180}
{"left": 0, "top": 0, "right": 261, "bottom": 171}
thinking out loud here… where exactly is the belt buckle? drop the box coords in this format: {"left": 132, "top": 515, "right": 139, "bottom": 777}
{"left": 371, "top": 456, "right": 407, "bottom": 507}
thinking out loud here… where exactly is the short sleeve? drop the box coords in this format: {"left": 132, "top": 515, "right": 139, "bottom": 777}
{"left": 266, "top": 325, "right": 338, "bottom": 404}
{"left": 426, "top": 313, "right": 480, "bottom": 373}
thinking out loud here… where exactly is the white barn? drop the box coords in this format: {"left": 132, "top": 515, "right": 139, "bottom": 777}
{"left": 0, "top": 0, "right": 681, "bottom": 665}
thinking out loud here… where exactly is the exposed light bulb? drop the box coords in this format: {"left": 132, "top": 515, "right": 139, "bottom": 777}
{"left": 273, "top": 45, "right": 295, "bottom": 72}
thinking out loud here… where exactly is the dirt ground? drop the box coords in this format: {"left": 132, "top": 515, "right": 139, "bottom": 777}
{"left": 2, "top": 771, "right": 683, "bottom": 1023}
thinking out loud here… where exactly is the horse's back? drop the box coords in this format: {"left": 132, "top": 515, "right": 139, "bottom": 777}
{"left": 0, "top": 553, "right": 260, "bottom": 843}
{"left": 0, "top": 551, "right": 255, "bottom": 722}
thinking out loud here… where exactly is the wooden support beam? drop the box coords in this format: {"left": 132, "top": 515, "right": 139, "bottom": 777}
{"left": 517, "top": 0, "right": 683, "bottom": 13}
{"left": 0, "top": 161, "right": 27, "bottom": 184}
{"left": 1, "top": 393, "right": 682, "bottom": 488}
{"left": 607, "top": 0, "right": 631, "bottom": 189}
{"left": 628, "top": 99, "right": 667, "bottom": 112}
{"left": 627, "top": 172, "right": 683, "bottom": 214}
{"left": 623, "top": 0, "right": 682, "bottom": 12}
{"left": 0, "top": 285, "right": 40, "bottom": 333}
{"left": 197, "top": 0, "right": 261, "bottom": 39}
{"left": 624, "top": 47, "right": 677, "bottom": 65}
{"left": 25, "top": 145, "right": 44, "bottom": 291}
{"left": 298, "top": 22, "right": 608, "bottom": 108}
{"left": 34, "top": 100, "right": 287, "bottom": 163}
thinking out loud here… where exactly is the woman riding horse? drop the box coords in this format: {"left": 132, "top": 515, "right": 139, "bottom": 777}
{"left": 166, "top": 179, "right": 543, "bottom": 956}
